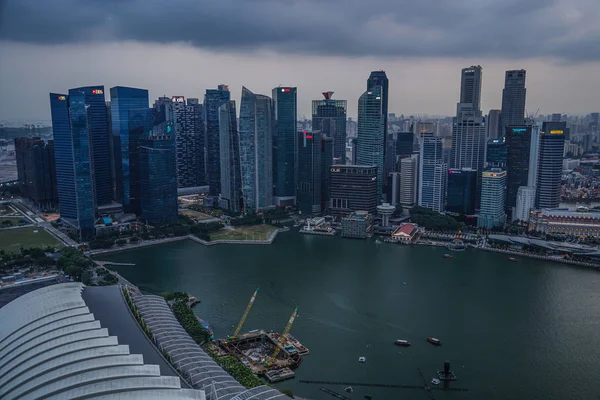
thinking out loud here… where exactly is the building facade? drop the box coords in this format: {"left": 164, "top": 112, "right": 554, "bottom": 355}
{"left": 297, "top": 130, "right": 322, "bottom": 215}
{"left": 514, "top": 186, "right": 535, "bottom": 223}
{"left": 329, "top": 165, "right": 378, "bottom": 218}
{"left": 396, "top": 132, "right": 414, "bottom": 160}
{"left": 341, "top": 211, "right": 373, "bottom": 239}
{"left": 312, "top": 91, "right": 347, "bottom": 162}
{"left": 272, "top": 87, "right": 298, "bottom": 206}
{"left": 14, "top": 137, "right": 57, "bottom": 210}
{"left": 239, "top": 87, "right": 274, "bottom": 213}
{"left": 487, "top": 109, "right": 501, "bottom": 140}
{"left": 528, "top": 208, "right": 600, "bottom": 237}
{"left": 536, "top": 122, "right": 566, "bottom": 208}
{"left": 486, "top": 137, "right": 507, "bottom": 168}
{"left": 204, "top": 86, "right": 232, "bottom": 197}
{"left": 321, "top": 137, "right": 334, "bottom": 211}
{"left": 357, "top": 85, "right": 385, "bottom": 199}
{"left": 126, "top": 108, "right": 153, "bottom": 215}
{"left": 499, "top": 69, "right": 526, "bottom": 136}
{"left": 446, "top": 168, "right": 477, "bottom": 215}
{"left": 400, "top": 154, "right": 418, "bottom": 209}
{"left": 478, "top": 169, "right": 507, "bottom": 229}
{"left": 505, "top": 125, "right": 533, "bottom": 214}
{"left": 218, "top": 99, "right": 242, "bottom": 213}
{"left": 419, "top": 135, "right": 446, "bottom": 212}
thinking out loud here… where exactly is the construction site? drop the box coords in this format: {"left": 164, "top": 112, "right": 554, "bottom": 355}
{"left": 214, "top": 288, "right": 309, "bottom": 382}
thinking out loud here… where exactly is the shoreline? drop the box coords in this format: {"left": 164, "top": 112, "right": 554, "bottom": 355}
{"left": 479, "top": 246, "right": 600, "bottom": 270}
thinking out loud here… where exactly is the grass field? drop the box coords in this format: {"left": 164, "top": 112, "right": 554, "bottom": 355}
{"left": 179, "top": 209, "right": 214, "bottom": 221}
{"left": 210, "top": 224, "right": 277, "bottom": 241}
{"left": 0, "top": 217, "right": 28, "bottom": 226}
{"left": 0, "top": 227, "right": 62, "bottom": 254}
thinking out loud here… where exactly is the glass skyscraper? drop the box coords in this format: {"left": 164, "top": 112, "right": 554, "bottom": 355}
{"left": 357, "top": 86, "right": 385, "bottom": 199}
{"left": 127, "top": 108, "right": 153, "bottom": 215}
{"left": 536, "top": 122, "right": 566, "bottom": 209}
{"left": 486, "top": 137, "right": 507, "bottom": 168}
{"left": 505, "top": 125, "right": 532, "bottom": 213}
{"left": 446, "top": 168, "right": 477, "bottom": 215}
{"left": 139, "top": 121, "right": 178, "bottom": 226}
{"left": 50, "top": 92, "right": 95, "bottom": 239}
{"left": 272, "top": 87, "right": 297, "bottom": 206}
{"left": 205, "top": 86, "right": 232, "bottom": 197}
{"left": 478, "top": 169, "right": 507, "bottom": 228}
{"left": 239, "top": 87, "right": 274, "bottom": 213}
{"left": 312, "top": 92, "right": 347, "bottom": 162}
{"left": 297, "top": 130, "right": 322, "bottom": 215}
{"left": 321, "top": 136, "right": 334, "bottom": 211}
{"left": 500, "top": 70, "right": 526, "bottom": 137}
{"left": 419, "top": 135, "right": 446, "bottom": 212}
{"left": 14, "top": 137, "right": 57, "bottom": 210}
{"left": 109, "top": 86, "right": 149, "bottom": 207}
{"left": 218, "top": 99, "right": 242, "bottom": 213}
{"left": 367, "top": 71, "right": 389, "bottom": 187}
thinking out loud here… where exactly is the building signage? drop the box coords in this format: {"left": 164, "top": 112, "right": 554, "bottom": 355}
{"left": 550, "top": 130, "right": 564, "bottom": 134}
{"left": 57, "top": 95, "right": 66, "bottom": 100}
{"left": 281, "top": 88, "right": 291, "bottom": 93}
{"left": 330, "top": 168, "right": 341, "bottom": 173}
{"left": 172, "top": 96, "right": 185, "bottom": 103}
{"left": 91, "top": 89, "right": 103, "bottom": 95}
{"left": 512, "top": 128, "right": 527, "bottom": 133}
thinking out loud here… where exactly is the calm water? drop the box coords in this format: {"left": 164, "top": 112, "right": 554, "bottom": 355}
{"left": 101, "top": 232, "right": 600, "bottom": 400}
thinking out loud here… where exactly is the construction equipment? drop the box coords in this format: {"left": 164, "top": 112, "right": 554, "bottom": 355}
{"left": 265, "top": 307, "right": 298, "bottom": 367}
{"left": 229, "top": 287, "right": 259, "bottom": 339}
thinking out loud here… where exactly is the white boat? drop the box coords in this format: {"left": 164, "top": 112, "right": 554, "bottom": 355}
{"left": 358, "top": 356, "right": 366, "bottom": 363}
{"left": 431, "top": 378, "right": 440, "bottom": 385}
{"left": 344, "top": 386, "right": 353, "bottom": 393}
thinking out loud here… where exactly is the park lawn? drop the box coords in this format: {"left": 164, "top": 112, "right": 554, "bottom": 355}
{"left": 0, "top": 217, "right": 29, "bottom": 226}
{"left": 179, "top": 209, "right": 214, "bottom": 221}
{"left": 0, "top": 227, "right": 62, "bottom": 254}
{"left": 210, "top": 224, "right": 277, "bottom": 241}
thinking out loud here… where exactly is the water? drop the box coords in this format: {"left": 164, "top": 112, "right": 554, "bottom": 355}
{"left": 101, "top": 232, "right": 600, "bottom": 400}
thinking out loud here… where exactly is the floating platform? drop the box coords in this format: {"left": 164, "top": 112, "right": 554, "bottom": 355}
{"left": 436, "top": 371, "right": 457, "bottom": 381}
{"left": 300, "top": 228, "right": 337, "bottom": 236}
{"left": 265, "top": 367, "right": 295, "bottom": 383}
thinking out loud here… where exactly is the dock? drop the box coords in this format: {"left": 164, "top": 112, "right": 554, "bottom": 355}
{"left": 299, "top": 228, "right": 337, "bottom": 236}
{"left": 265, "top": 367, "right": 295, "bottom": 383}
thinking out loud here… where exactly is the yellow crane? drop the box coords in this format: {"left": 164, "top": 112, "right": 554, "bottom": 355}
{"left": 229, "top": 287, "right": 259, "bottom": 339}
{"left": 265, "top": 307, "right": 298, "bottom": 367}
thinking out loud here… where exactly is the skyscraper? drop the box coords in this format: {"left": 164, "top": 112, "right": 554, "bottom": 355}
{"left": 514, "top": 186, "right": 536, "bottom": 222}
{"left": 396, "top": 132, "right": 414, "bottom": 159}
{"left": 357, "top": 86, "right": 385, "bottom": 199}
{"left": 297, "top": 130, "right": 321, "bottom": 215}
{"left": 218, "top": 98, "right": 242, "bottom": 213}
{"left": 536, "top": 122, "right": 566, "bottom": 208}
{"left": 451, "top": 66, "right": 486, "bottom": 208}
{"left": 109, "top": 86, "right": 149, "bottom": 206}
{"left": 50, "top": 92, "right": 95, "bottom": 239}
{"left": 487, "top": 109, "right": 501, "bottom": 140}
{"left": 14, "top": 137, "right": 57, "bottom": 210}
{"left": 500, "top": 70, "right": 526, "bottom": 137}
{"left": 312, "top": 91, "right": 347, "bottom": 162}
{"left": 486, "top": 137, "right": 507, "bottom": 168}
{"left": 419, "top": 135, "right": 446, "bottom": 212}
{"left": 505, "top": 125, "right": 533, "bottom": 213}
{"left": 205, "top": 85, "right": 232, "bottom": 197}
{"left": 478, "top": 169, "right": 507, "bottom": 228}
{"left": 400, "top": 154, "right": 418, "bottom": 209}
{"left": 367, "top": 71, "right": 390, "bottom": 183}
{"left": 330, "top": 165, "right": 378, "bottom": 218}
{"left": 321, "top": 136, "right": 334, "bottom": 211}
{"left": 127, "top": 108, "right": 153, "bottom": 215}
{"left": 139, "top": 121, "right": 177, "bottom": 226}
{"left": 272, "top": 87, "right": 297, "bottom": 206}
{"left": 446, "top": 168, "right": 477, "bottom": 215}
{"left": 239, "top": 87, "right": 274, "bottom": 213}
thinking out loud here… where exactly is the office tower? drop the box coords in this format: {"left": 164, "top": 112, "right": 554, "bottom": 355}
{"left": 127, "top": 108, "right": 153, "bottom": 215}
{"left": 527, "top": 124, "right": 541, "bottom": 188}
{"left": 589, "top": 112, "right": 599, "bottom": 132}
{"left": 351, "top": 138, "right": 358, "bottom": 165}
{"left": 478, "top": 169, "right": 507, "bottom": 228}
{"left": 536, "top": 122, "right": 566, "bottom": 208}
{"left": 367, "top": 71, "right": 390, "bottom": 184}
{"left": 312, "top": 91, "right": 347, "bottom": 162}
{"left": 50, "top": 92, "right": 95, "bottom": 239}
{"left": 139, "top": 121, "right": 177, "bottom": 226}
{"left": 14, "top": 137, "right": 57, "bottom": 210}
{"left": 396, "top": 132, "right": 414, "bottom": 158}
{"left": 297, "top": 130, "right": 321, "bottom": 215}
{"left": 239, "top": 87, "right": 274, "bottom": 213}
{"left": 446, "top": 168, "right": 477, "bottom": 215}
{"left": 500, "top": 70, "right": 526, "bottom": 136}
{"left": 357, "top": 85, "right": 385, "bottom": 199}
{"left": 205, "top": 85, "right": 232, "bottom": 197}
{"left": 272, "top": 87, "right": 297, "bottom": 206}
{"left": 419, "top": 136, "right": 446, "bottom": 212}
{"left": 505, "top": 125, "right": 533, "bottom": 213}
{"left": 330, "top": 165, "right": 378, "bottom": 218}
{"left": 551, "top": 113, "right": 562, "bottom": 122}
{"left": 321, "top": 136, "right": 334, "bottom": 211}
{"left": 513, "top": 186, "right": 536, "bottom": 222}
{"left": 109, "top": 86, "right": 149, "bottom": 205}
{"left": 451, "top": 66, "right": 486, "bottom": 208}
{"left": 218, "top": 98, "right": 242, "bottom": 213}
{"left": 152, "top": 96, "right": 171, "bottom": 125}
{"left": 389, "top": 172, "right": 400, "bottom": 206}
{"left": 487, "top": 109, "right": 501, "bottom": 139}
{"left": 486, "top": 137, "right": 507, "bottom": 168}
{"left": 400, "top": 154, "right": 418, "bottom": 209}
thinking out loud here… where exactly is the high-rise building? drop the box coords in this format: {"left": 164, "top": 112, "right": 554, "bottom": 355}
{"left": 321, "top": 136, "right": 334, "bottom": 211}
{"left": 551, "top": 113, "right": 562, "bottom": 122}
{"left": 419, "top": 135, "right": 446, "bottom": 212}
{"left": 536, "top": 122, "right": 566, "bottom": 208}
{"left": 513, "top": 186, "right": 536, "bottom": 222}
{"left": 50, "top": 92, "right": 95, "bottom": 239}
{"left": 446, "top": 168, "right": 477, "bottom": 215}
{"left": 239, "top": 87, "right": 274, "bottom": 213}
{"left": 297, "top": 130, "right": 321, "bottom": 215}
{"left": 486, "top": 137, "right": 507, "bottom": 168}
{"left": 487, "top": 109, "right": 501, "bottom": 139}
{"left": 451, "top": 66, "right": 486, "bottom": 208}
{"left": 528, "top": 124, "right": 541, "bottom": 188}
{"left": 357, "top": 85, "right": 385, "bottom": 199}
{"left": 396, "top": 132, "right": 414, "bottom": 159}
{"left": 14, "top": 137, "right": 57, "bottom": 210}
{"left": 272, "top": 87, "right": 297, "bottom": 206}
{"left": 351, "top": 138, "right": 358, "bottom": 165}
{"left": 127, "top": 108, "right": 153, "bottom": 215}
{"left": 399, "top": 154, "right": 418, "bottom": 209}
{"left": 505, "top": 125, "right": 533, "bottom": 213}
{"left": 312, "top": 91, "right": 347, "bottom": 162}
{"left": 139, "top": 121, "right": 177, "bottom": 226}
{"left": 109, "top": 86, "right": 149, "bottom": 206}
{"left": 367, "top": 71, "right": 389, "bottom": 183}
{"left": 500, "top": 70, "right": 526, "bottom": 136}
{"left": 329, "top": 164, "right": 378, "bottom": 218}
{"left": 204, "top": 85, "right": 232, "bottom": 197}
{"left": 478, "top": 169, "right": 507, "bottom": 229}
{"left": 218, "top": 98, "right": 242, "bottom": 213}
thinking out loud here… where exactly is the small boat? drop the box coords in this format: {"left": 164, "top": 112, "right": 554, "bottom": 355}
{"left": 431, "top": 378, "right": 441, "bottom": 385}
{"left": 375, "top": 239, "right": 382, "bottom": 244}
{"left": 344, "top": 386, "right": 353, "bottom": 393}
{"left": 443, "top": 253, "right": 453, "bottom": 259}
{"left": 358, "top": 356, "right": 366, "bottom": 363}
{"left": 395, "top": 339, "right": 410, "bottom": 346}
{"left": 508, "top": 257, "right": 519, "bottom": 262}
{"left": 402, "top": 282, "right": 407, "bottom": 285}
{"left": 427, "top": 337, "right": 441, "bottom": 346}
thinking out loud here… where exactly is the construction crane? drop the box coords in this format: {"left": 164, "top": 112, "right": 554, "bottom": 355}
{"left": 265, "top": 307, "right": 299, "bottom": 367}
{"left": 229, "top": 287, "right": 259, "bottom": 339}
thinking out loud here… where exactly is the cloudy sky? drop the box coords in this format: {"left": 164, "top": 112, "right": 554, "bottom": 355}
{"left": 1, "top": 0, "right": 599, "bottom": 123}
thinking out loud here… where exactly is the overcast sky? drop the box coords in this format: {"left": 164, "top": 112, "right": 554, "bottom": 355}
{"left": 1, "top": 0, "right": 599, "bottom": 123}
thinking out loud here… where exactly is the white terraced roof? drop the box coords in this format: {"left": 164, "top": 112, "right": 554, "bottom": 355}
{"left": 0, "top": 283, "right": 206, "bottom": 400}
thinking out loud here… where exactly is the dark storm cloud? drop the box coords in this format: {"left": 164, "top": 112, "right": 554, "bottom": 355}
{"left": 1, "top": 0, "right": 599, "bottom": 61}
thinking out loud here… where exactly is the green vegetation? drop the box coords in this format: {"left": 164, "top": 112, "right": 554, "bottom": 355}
{"left": 204, "top": 347, "right": 266, "bottom": 389}
{"left": 96, "top": 267, "right": 118, "bottom": 285}
{"left": 161, "top": 291, "right": 188, "bottom": 301}
{"left": 171, "top": 299, "right": 211, "bottom": 345}
{"left": 0, "top": 217, "right": 28, "bottom": 226}
{"left": 0, "top": 227, "right": 61, "bottom": 254}
{"left": 0, "top": 246, "right": 57, "bottom": 272}
{"left": 280, "top": 388, "right": 294, "bottom": 398}
{"left": 230, "top": 213, "right": 262, "bottom": 227}
{"left": 57, "top": 247, "right": 91, "bottom": 281}
{"left": 409, "top": 207, "right": 463, "bottom": 231}
{"left": 210, "top": 224, "right": 277, "bottom": 241}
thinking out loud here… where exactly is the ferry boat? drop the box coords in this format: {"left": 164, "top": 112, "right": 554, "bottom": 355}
{"left": 431, "top": 378, "right": 441, "bottom": 385}
{"left": 345, "top": 387, "right": 353, "bottom": 393}
{"left": 508, "top": 257, "right": 519, "bottom": 262}
{"left": 443, "top": 253, "right": 453, "bottom": 259}
{"left": 395, "top": 339, "right": 411, "bottom": 346}
{"left": 446, "top": 239, "right": 466, "bottom": 251}
{"left": 358, "top": 356, "right": 366, "bottom": 363}
{"left": 427, "top": 337, "right": 441, "bottom": 346}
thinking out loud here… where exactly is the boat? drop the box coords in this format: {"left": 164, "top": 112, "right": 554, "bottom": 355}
{"left": 375, "top": 239, "right": 382, "bottom": 244}
{"left": 508, "top": 257, "right": 519, "bottom": 262}
{"left": 431, "top": 378, "right": 441, "bottom": 385}
{"left": 344, "top": 387, "right": 353, "bottom": 393}
{"left": 358, "top": 356, "right": 366, "bottom": 363}
{"left": 427, "top": 337, "right": 441, "bottom": 346}
{"left": 446, "top": 239, "right": 467, "bottom": 251}
{"left": 395, "top": 339, "right": 410, "bottom": 346}
{"left": 443, "top": 253, "right": 453, "bottom": 259}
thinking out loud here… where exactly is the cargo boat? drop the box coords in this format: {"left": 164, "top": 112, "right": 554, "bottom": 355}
{"left": 427, "top": 337, "right": 441, "bottom": 345}
{"left": 395, "top": 339, "right": 411, "bottom": 346}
